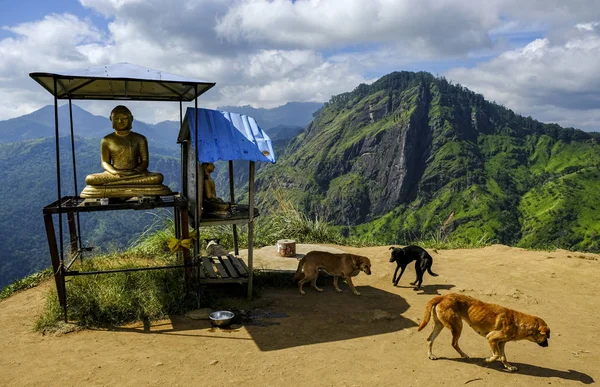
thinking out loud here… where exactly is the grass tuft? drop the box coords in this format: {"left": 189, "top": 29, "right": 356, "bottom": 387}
{"left": 1, "top": 268, "right": 53, "bottom": 301}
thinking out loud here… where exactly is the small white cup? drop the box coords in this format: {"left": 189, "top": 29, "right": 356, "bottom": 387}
{"left": 100, "top": 198, "right": 109, "bottom": 205}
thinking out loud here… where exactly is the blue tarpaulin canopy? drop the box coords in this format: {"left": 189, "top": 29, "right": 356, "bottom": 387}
{"left": 179, "top": 107, "right": 276, "bottom": 163}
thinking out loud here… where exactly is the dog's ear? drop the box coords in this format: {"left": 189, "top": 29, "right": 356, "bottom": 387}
{"left": 215, "top": 238, "right": 220, "bottom": 245}
{"left": 539, "top": 325, "right": 550, "bottom": 339}
{"left": 204, "top": 239, "right": 210, "bottom": 244}
{"left": 389, "top": 246, "right": 395, "bottom": 250}
{"left": 351, "top": 255, "right": 362, "bottom": 267}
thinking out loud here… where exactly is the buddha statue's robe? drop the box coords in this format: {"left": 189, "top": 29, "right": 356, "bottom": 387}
{"left": 81, "top": 131, "right": 172, "bottom": 198}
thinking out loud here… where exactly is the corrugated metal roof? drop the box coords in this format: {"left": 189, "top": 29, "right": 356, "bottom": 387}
{"left": 180, "top": 107, "right": 276, "bottom": 163}
{"left": 29, "top": 62, "right": 215, "bottom": 101}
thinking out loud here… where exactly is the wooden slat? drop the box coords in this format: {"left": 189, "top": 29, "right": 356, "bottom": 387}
{"left": 238, "top": 256, "right": 250, "bottom": 274}
{"left": 219, "top": 256, "right": 239, "bottom": 278}
{"left": 197, "top": 262, "right": 206, "bottom": 278}
{"left": 196, "top": 277, "right": 248, "bottom": 284}
{"left": 228, "top": 254, "right": 248, "bottom": 276}
{"left": 213, "top": 257, "right": 229, "bottom": 278}
{"left": 201, "top": 257, "right": 217, "bottom": 278}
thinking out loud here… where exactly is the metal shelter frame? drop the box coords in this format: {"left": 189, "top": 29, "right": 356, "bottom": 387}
{"left": 176, "top": 107, "right": 276, "bottom": 297}
{"left": 29, "top": 63, "right": 225, "bottom": 321}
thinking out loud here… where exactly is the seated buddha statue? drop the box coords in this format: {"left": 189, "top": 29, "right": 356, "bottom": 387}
{"left": 80, "top": 105, "right": 172, "bottom": 198}
{"left": 201, "top": 162, "right": 230, "bottom": 214}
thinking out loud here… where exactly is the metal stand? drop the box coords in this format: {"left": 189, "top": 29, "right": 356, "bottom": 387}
{"left": 42, "top": 194, "right": 192, "bottom": 314}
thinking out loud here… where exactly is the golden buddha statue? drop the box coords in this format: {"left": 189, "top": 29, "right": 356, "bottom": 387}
{"left": 80, "top": 105, "right": 172, "bottom": 198}
{"left": 201, "top": 162, "right": 230, "bottom": 214}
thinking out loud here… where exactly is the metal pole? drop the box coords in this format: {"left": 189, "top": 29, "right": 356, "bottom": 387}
{"left": 44, "top": 213, "right": 66, "bottom": 307}
{"left": 53, "top": 77, "right": 66, "bottom": 321}
{"left": 180, "top": 99, "right": 188, "bottom": 231}
{"left": 229, "top": 160, "right": 239, "bottom": 255}
{"left": 175, "top": 100, "right": 183, "bottom": 239}
{"left": 68, "top": 99, "right": 83, "bottom": 251}
{"left": 179, "top": 100, "right": 183, "bottom": 127}
{"left": 180, "top": 99, "right": 185, "bottom": 198}
{"left": 247, "top": 161, "right": 255, "bottom": 300}
{"left": 63, "top": 263, "right": 196, "bottom": 276}
{"left": 194, "top": 87, "right": 200, "bottom": 256}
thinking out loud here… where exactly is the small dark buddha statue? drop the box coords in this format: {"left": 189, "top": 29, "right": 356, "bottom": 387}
{"left": 201, "top": 162, "right": 230, "bottom": 214}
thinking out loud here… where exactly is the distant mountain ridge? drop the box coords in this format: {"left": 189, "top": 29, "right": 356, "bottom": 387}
{"left": 0, "top": 104, "right": 180, "bottom": 148}
{"left": 217, "top": 102, "right": 323, "bottom": 131}
{"left": 0, "top": 101, "right": 323, "bottom": 146}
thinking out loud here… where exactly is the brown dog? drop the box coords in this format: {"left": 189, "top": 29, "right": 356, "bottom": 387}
{"left": 418, "top": 293, "right": 550, "bottom": 372}
{"left": 293, "top": 251, "right": 372, "bottom": 296}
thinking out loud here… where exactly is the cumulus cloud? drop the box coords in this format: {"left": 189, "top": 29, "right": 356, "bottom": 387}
{"left": 0, "top": 1, "right": 377, "bottom": 123}
{"left": 0, "top": 14, "right": 105, "bottom": 118}
{"left": 446, "top": 26, "right": 600, "bottom": 131}
{"left": 215, "top": 0, "right": 498, "bottom": 56}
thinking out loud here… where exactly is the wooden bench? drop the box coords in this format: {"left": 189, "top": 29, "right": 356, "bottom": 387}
{"left": 196, "top": 254, "right": 249, "bottom": 284}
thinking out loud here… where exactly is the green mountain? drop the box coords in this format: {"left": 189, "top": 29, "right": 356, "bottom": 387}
{"left": 254, "top": 71, "right": 600, "bottom": 252}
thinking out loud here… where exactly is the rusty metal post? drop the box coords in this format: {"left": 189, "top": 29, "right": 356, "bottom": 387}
{"left": 44, "top": 213, "right": 66, "bottom": 308}
{"left": 229, "top": 160, "right": 239, "bottom": 255}
{"left": 67, "top": 212, "right": 77, "bottom": 258}
{"left": 247, "top": 161, "right": 255, "bottom": 300}
{"left": 180, "top": 206, "right": 192, "bottom": 289}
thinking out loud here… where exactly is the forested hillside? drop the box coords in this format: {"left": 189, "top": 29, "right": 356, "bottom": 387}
{"left": 0, "top": 137, "right": 180, "bottom": 288}
{"left": 254, "top": 71, "right": 600, "bottom": 252}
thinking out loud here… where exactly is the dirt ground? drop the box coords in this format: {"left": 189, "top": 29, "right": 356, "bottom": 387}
{"left": 1, "top": 244, "right": 599, "bottom": 387}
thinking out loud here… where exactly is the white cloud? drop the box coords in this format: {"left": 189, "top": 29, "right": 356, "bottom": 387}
{"left": 446, "top": 26, "right": 600, "bottom": 131}
{"left": 0, "top": 1, "right": 373, "bottom": 123}
{"left": 0, "top": 14, "right": 105, "bottom": 120}
{"left": 78, "top": 0, "right": 147, "bottom": 17}
{"left": 576, "top": 22, "right": 600, "bottom": 32}
{"left": 215, "top": 0, "right": 498, "bottom": 55}
{"left": 0, "top": 13, "right": 104, "bottom": 72}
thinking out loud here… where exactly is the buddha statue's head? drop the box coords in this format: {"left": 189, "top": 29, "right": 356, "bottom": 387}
{"left": 203, "top": 162, "right": 215, "bottom": 176}
{"left": 110, "top": 105, "right": 134, "bottom": 133}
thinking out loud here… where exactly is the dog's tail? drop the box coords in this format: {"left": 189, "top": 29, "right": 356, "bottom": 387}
{"left": 293, "top": 257, "right": 306, "bottom": 282}
{"left": 421, "top": 253, "right": 438, "bottom": 277}
{"left": 427, "top": 264, "right": 438, "bottom": 277}
{"left": 417, "top": 296, "right": 444, "bottom": 331}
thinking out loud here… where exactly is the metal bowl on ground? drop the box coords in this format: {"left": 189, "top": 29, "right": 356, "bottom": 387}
{"left": 209, "top": 311, "right": 235, "bottom": 327}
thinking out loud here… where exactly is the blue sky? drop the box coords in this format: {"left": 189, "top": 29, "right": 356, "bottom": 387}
{"left": 0, "top": 0, "right": 104, "bottom": 35}
{"left": 0, "top": 0, "right": 599, "bottom": 131}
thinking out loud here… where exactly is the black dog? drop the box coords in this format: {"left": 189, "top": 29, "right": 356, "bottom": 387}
{"left": 389, "top": 245, "right": 438, "bottom": 290}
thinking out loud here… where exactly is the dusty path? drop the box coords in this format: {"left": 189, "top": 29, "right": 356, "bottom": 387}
{"left": 1, "top": 245, "right": 598, "bottom": 386}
